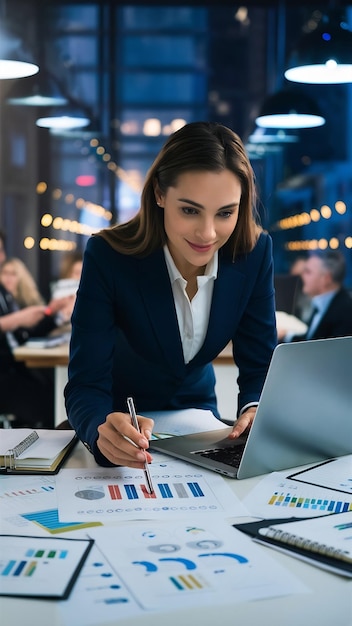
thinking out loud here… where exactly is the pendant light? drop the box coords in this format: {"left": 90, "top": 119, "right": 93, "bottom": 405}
{"left": 0, "top": 16, "right": 39, "bottom": 79}
{"left": 285, "top": 11, "right": 352, "bottom": 85}
{"left": 7, "top": 69, "right": 68, "bottom": 106}
{"left": 255, "top": 89, "right": 325, "bottom": 130}
{"left": 36, "top": 104, "right": 91, "bottom": 130}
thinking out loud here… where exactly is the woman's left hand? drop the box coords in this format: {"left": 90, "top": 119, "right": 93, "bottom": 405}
{"left": 228, "top": 406, "right": 257, "bottom": 439}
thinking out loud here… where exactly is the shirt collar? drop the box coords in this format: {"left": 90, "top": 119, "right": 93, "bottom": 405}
{"left": 312, "top": 289, "right": 338, "bottom": 312}
{"left": 163, "top": 244, "right": 218, "bottom": 285}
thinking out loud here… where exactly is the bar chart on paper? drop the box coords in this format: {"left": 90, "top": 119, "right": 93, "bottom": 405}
{"left": 242, "top": 472, "right": 352, "bottom": 519}
{"left": 55, "top": 461, "right": 248, "bottom": 521}
{"left": 0, "top": 535, "right": 92, "bottom": 598}
{"left": 267, "top": 492, "right": 352, "bottom": 513}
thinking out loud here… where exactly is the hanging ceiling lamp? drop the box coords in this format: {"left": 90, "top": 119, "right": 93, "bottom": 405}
{"left": 248, "top": 127, "right": 299, "bottom": 145}
{"left": 255, "top": 89, "right": 326, "bottom": 129}
{"left": 6, "top": 70, "right": 68, "bottom": 106}
{"left": 285, "top": 11, "right": 352, "bottom": 84}
{"left": 36, "top": 98, "right": 92, "bottom": 130}
{"left": 0, "top": 20, "right": 39, "bottom": 79}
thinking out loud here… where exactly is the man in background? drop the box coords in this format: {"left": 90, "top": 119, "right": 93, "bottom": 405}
{"left": 278, "top": 250, "right": 352, "bottom": 342}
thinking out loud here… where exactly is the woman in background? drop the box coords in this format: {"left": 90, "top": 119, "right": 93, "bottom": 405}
{"left": 59, "top": 251, "right": 83, "bottom": 281}
{"left": 0, "top": 257, "right": 45, "bottom": 307}
{"left": 0, "top": 258, "right": 74, "bottom": 427}
{"left": 65, "top": 121, "right": 277, "bottom": 469}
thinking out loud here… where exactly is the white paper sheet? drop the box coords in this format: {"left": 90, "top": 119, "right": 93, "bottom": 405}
{"left": 59, "top": 542, "right": 144, "bottom": 624}
{"left": 0, "top": 475, "right": 101, "bottom": 536}
{"left": 55, "top": 460, "right": 249, "bottom": 522}
{"left": 144, "top": 408, "right": 229, "bottom": 439}
{"left": 287, "top": 455, "right": 352, "bottom": 494}
{"left": 242, "top": 470, "right": 352, "bottom": 519}
{"left": 83, "top": 518, "right": 308, "bottom": 613}
{"left": 0, "top": 534, "right": 92, "bottom": 598}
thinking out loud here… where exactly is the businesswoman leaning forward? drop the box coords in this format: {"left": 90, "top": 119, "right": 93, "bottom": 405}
{"left": 65, "top": 121, "right": 277, "bottom": 469}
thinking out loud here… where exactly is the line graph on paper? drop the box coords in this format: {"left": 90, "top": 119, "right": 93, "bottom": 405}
{"left": 55, "top": 462, "right": 248, "bottom": 521}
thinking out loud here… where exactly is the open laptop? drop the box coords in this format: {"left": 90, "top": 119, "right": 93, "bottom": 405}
{"left": 150, "top": 336, "right": 352, "bottom": 479}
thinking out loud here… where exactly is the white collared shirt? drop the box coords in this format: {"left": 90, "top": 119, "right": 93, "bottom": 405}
{"left": 163, "top": 245, "right": 218, "bottom": 364}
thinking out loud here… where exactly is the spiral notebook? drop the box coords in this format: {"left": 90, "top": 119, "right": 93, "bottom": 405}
{"left": 235, "top": 511, "right": 352, "bottom": 578}
{"left": 0, "top": 428, "right": 77, "bottom": 474}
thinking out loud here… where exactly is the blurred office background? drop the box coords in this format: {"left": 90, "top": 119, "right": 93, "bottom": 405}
{"left": 0, "top": 0, "right": 351, "bottom": 298}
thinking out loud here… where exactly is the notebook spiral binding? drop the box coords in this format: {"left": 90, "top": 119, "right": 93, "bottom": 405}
{"left": 4, "top": 430, "right": 39, "bottom": 470}
{"left": 265, "top": 527, "right": 352, "bottom": 563}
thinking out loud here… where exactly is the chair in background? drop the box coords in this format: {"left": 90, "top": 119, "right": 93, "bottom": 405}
{"left": 274, "top": 274, "right": 302, "bottom": 315}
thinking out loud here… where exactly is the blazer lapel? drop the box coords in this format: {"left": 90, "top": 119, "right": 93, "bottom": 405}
{"left": 137, "top": 250, "right": 186, "bottom": 375}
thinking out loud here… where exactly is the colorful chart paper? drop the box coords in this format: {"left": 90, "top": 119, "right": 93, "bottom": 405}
{"left": 55, "top": 461, "right": 249, "bottom": 522}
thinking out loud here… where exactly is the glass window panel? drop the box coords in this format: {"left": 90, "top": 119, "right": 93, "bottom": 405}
{"left": 120, "top": 73, "right": 206, "bottom": 104}
{"left": 121, "top": 7, "right": 207, "bottom": 31}
{"left": 46, "top": 6, "right": 99, "bottom": 31}
{"left": 54, "top": 36, "right": 99, "bottom": 67}
{"left": 123, "top": 36, "right": 205, "bottom": 67}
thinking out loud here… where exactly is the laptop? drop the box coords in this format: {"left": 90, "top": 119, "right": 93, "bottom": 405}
{"left": 150, "top": 336, "right": 352, "bottom": 479}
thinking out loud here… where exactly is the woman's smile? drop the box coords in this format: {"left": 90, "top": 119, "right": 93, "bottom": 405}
{"left": 186, "top": 240, "right": 215, "bottom": 253}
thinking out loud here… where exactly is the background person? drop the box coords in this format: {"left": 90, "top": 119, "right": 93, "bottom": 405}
{"left": 0, "top": 258, "right": 75, "bottom": 428}
{"left": 278, "top": 250, "right": 352, "bottom": 342}
{"left": 65, "top": 121, "right": 277, "bottom": 470}
{"left": 289, "top": 254, "right": 312, "bottom": 322}
{"left": 59, "top": 250, "right": 83, "bottom": 281}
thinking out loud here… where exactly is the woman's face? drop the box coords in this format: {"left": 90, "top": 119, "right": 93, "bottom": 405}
{"left": 0, "top": 264, "right": 18, "bottom": 294}
{"left": 160, "top": 169, "right": 241, "bottom": 279}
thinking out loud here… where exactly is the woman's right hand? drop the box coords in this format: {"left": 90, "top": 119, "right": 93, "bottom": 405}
{"left": 97, "top": 411, "right": 154, "bottom": 468}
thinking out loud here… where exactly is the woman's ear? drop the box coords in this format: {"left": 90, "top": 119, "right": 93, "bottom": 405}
{"left": 153, "top": 182, "right": 163, "bottom": 207}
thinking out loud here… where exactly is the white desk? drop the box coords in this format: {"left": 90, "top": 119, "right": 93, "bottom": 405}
{"left": 1, "top": 442, "right": 351, "bottom": 626}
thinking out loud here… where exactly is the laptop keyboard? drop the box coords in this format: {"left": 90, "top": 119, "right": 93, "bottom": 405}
{"left": 194, "top": 443, "right": 246, "bottom": 468}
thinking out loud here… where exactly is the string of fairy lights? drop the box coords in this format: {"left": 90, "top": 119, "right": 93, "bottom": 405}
{"left": 23, "top": 131, "right": 352, "bottom": 255}
{"left": 273, "top": 199, "right": 352, "bottom": 252}
{"left": 23, "top": 135, "right": 141, "bottom": 251}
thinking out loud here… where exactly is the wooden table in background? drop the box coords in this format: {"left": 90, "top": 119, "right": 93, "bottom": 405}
{"left": 13, "top": 341, "right": 234, "bottom": 427}
{"left": 13, "top": 343, "right": 70, "bottom": 427}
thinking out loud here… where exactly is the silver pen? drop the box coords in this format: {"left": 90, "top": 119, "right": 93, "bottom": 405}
{"left": 126, "top": 397, "right": 154, "bottom": 494}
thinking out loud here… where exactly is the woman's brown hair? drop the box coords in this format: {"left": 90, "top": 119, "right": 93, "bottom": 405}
{"left": 97, "top": 121, "right": 262, "bottom": 260}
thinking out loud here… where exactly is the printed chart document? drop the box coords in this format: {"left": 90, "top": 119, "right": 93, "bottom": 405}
{"left": 242, "top": 469, "right": 352, "bottom": 519}
{"left": 82, "top": 518, "right": 307, "bottom": 615}
{"left": 55, "top": 460, "right": 249, "bottom": 522}
{"left": 239, "top": 511, "right": 352, "bottom": 578}
{"left": 0, "top": 534, "right": 93, "bottom": 599}
{"left": 288, "top": 455, "right": 352, "bottom": 495}
{"left": 0, "top": 429, "right": 77, "bottom": 475}
{"left": 0, "top": 474, "right": 102, "bottom": 536}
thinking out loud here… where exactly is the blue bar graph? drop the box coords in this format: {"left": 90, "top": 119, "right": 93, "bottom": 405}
{"left": 158, "top": 483, "right": 173, "bottom": 498}
{"left": 187, "top": 482, "right": 204, "bottom": 497}
{"left": 124, "top": 484, "right": 138, "bottom": 500}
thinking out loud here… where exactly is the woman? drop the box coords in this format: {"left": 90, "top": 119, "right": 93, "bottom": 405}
{"left": 0, "top": 257, "right": 44, "bottom": 307}
{"left": 65, "top": 121, "right": 277, "bottom": 469}
{"left": 0, "top": 258, "right": 74, "bottom": 427}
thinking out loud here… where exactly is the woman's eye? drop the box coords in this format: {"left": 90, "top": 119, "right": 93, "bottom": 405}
{"left": 181, "top": 206, "right": 198, "bottom": 215}
{"left": 218, "top": 210, "right": 234, "bottom": 218}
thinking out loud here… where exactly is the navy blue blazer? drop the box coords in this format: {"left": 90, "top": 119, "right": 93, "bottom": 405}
{"left": 65, "top": 232, "right": 277, "bottom": 463}
{"left": 292, "top": 288, "right": 352, "bottom": 341}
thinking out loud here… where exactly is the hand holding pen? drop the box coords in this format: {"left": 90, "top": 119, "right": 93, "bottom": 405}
{"left": 127, "top": 397, "right": 154, "bottom": 494}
